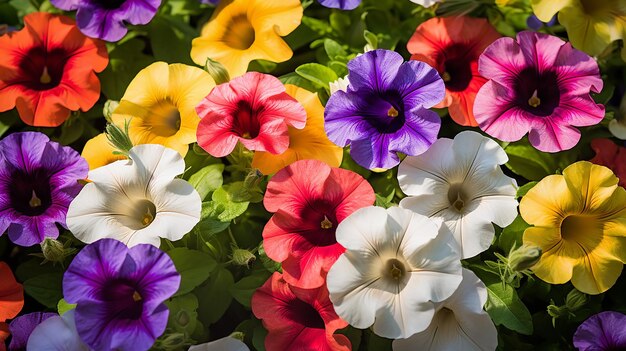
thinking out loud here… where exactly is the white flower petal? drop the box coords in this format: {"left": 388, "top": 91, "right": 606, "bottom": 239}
{"left": 398, "top": 138, "right": 456, "bottom": 196}
{"left": 409, "top": 0, "right": 443, "bottom": 8}
{"left": 130, "top": 144, "right": 186, "bottom": 188}
{"left": 609, "top": 119, "right": 626, "bottom": 140}
{"left": 329, "top": 76, "right": 350, "bottom": 95}
{"left": 188, "top": 337, "right": 250, "bottom": 351}
{"left": 27, "top": 310, "right": 89, "bottom": 351}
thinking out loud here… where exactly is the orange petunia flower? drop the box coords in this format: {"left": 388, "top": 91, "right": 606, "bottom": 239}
{"left": 0, "top": 12, "right": 108, "bottom": 127}
{"left": 407, "top": 16, "right": 501, "bottom": 127}
{"left": 0, "top": 261, "right": 23, "bottom": 349}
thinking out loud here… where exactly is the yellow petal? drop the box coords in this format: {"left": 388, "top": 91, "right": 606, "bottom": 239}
{"left": 531, "top": 0, "right": 570, "bottom": 22}
{"left": 251, "top": 85, "right": 342, "bottom": 174}
{"left": 524, "top": 227, "right": 576, "bottom": 284}
{"left": 570, "top": 251, "right": 623, "bottom": 294}
{"left": 562, "top": 161, "right": 621, "bottom": 214}
{"left": 520, "top": 174, "right": 574, "bottom": 227}
{"left": 558, "top": 5, "right": 614, "bottom": 56}
{"left": 121, "top": 61, "right": 170, "bottom": 106}
{"left": 81, "top": 134, "right": 126, "bottom": 170}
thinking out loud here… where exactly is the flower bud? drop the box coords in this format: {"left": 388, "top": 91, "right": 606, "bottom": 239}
{"left": 40, "top": 238, "right": 67, "bottom": 263}
{"left": 105, "top": 120, "right": 133, "bottom": 157}
{"left": 204, "top": 57, "right": 230, "bottom": 85}
{"left": 508, "top": 244, "right": 542, "bottom": 272}
{"left": 229, "top": 331, "right": 245, "bottom": 341}
{"left": 232, "top": 248, "right": 256, "bottom": 267}
{"left": 103, "top": 100, "right": 119, "bottom": 122}
{"left": 158, "top": 332, "right": 187, "bottom": 350}
{"left": 565, "top": 289, "right": 588, "bottom": 312}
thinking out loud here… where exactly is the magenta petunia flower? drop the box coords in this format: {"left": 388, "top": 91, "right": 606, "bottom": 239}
{"left": 573, "top": 311, "right": 626, "bottom": 350}
{"left": 324, "top": 49, "right": 445, "bottom": 170}
{"left": 49, "top": 0, "right": 161, "bottom": 42}
{"left": 0, "top": 132, "right": 88, "bottom": 247}
{"left": 63, "top": 239, "right": 180, "bottom": 351}
{"left": 474, "top": 31, "right": 604, "bottom": 152}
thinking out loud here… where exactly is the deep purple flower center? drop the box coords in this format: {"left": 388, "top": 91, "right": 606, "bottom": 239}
{"left": 298, "top": 198, "right": 339, "bottom": 247}
{"left": 514, "top": 67, "right": 560, "bottom": 117}
{"left": 101, "top": 279, "right": 144, "bottom": 320}
{"left": 92, "top": 0, "right": 127, "bottom": 10}
{"left": 440, "top": 44, "right": 474, "bottom": 92}
{"left": 284, "top": 298, "right": 325, "bottom": 329}
{"left": 9, "top": 168, "right": 52, "bottom": 216}
{"left": 232, "top": 100, "right": 263, "bottom": 139}
{"left": 362, "top": 93, "right": 406, "bottom": 134}
{"left": 19, "top": 47, "right": 68, "bottom": 91}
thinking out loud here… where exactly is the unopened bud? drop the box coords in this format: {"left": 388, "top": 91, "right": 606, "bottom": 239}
{"left": 231, "top": 248, "right": 256, "bottom": 267}
{"left": 204, "top": 57, "right": 230, "bottom": 85}
{"left": 41, "top": 238, "right": 66, "bottom": 263}
{"left": 547, "top": 304, "right": 568, "bottom": 320}
{"left": 105, "top": 120, "right": 133, "bottom": 157}
{"left": 176, "top": 310, "right": 190, "bottom": 327}
{"left": 229, "top": 331, "right": 245, "bottom": 341}
{"left": 565, "top": 289, "right": 588, "bottom": 312}
{"left": 509, "top": 244, "right": 542, "bottom": 272}
{"left": 158, "top": 332, "right": 186, "bottom": 350}
{"left": 103, "top": 100, "right": 119, "bottom": 122}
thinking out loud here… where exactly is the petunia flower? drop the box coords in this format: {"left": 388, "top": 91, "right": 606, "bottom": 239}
{"left": 50, "top": 0, "right": 161, "bottom": 42}
{"left": 573, "top": 311, "right": 626, "bottom": 350}
{"left": 26, "top": 311, "right": 89, "bottom": 351}
{"left": 392, "top": 269, "right": 497, "bottom": 351}
{"left": 251, "top": 272, "right": 351, "bottom": 351}
{"left": 8, "top": 312, "right": 56, "bottom": 350}
{"left": 251, "top": 85, "right": 343, "bottom": 175}
{"left": 189, "top": 337, "right": 250, "bottom": 351}
{"left": 407, "top": 16, "right": 501, "bottom": 126}
{"left": 324, "top": 49, "right": 445, "bottom": 170}
{"left": 81, "top": 133, "right": 127, "bottom": 170}
{"left": 521, "top": 161, "right": 626, "bottom": 294}
{"left": 410, "top": 0, "right": 443, "bottom": 7}
{"left": 0, "top": 12, "right": 108, "bottom": 127}
{"left": 531, "top": 0, "right": 626, "bottom": 60}
{"left": 112, "top": 62, "right": 215, "bottom": 157}
{"left": 0, "top": 262, "right": 23, "bottom": 348}
{"left": 474, "top": 31, "right": 604, "bottom": 153}
{"left": 590, "top": 138, "right": 626, "bottom": 188}
{"left": 317, "top": 0, "right": 361, "bottom": 10}
{"left": 0, "top": 132, "right": 88, "bottom": 247}
{"left": 398, "top": 131, "right": 518, "bottom": 259}
{"left": 63, "top": 239, "right": 180, "bottom": 351}
{"left": 327, "top": 206, "right": 463, "bottom": 339}
{"left": 196, "top": 72, "right": 307, "bottom": 158}
{"left": 262, "top": 159, "right": 375, "bottom": 289}
{"left": 191, "top": 0, "right": 303, "bottom": 78}
{"left": 66, "top": 144, "right": 201, "bottom": 247}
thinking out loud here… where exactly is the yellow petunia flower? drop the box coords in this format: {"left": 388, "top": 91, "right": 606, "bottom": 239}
{"left": 531, "top": 0, "right": 626, "bottom": 58}
{"left": 521, "top": 161, "right": 626, "bottom": 295}
{"left": 190, "top": 0, "right": 303, "bottom": 78}
{"left": 112, "top": 62, "right": 215, "bottom": 157}
{"left": 251, "top": 85, "right": 343, "bottom": 175}
{"left": 81, "top": 133, "right": 127, "bottom": 170}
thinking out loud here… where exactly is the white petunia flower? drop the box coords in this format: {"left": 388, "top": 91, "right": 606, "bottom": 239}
{"left": 66, "top": 144, "right": 201, "bottom": 247}
{"left": 398, "top": 131, "right": 518, "bottom": 259}
{"left": 326, "top": 206, "right": 463, "bottom": 339}
{"left": 188, "top": 337, "right": 250, "bottom": 351}
{"left": 393, "top": 268, "right": 497, "bottom": 351}
{"left": 409, "top": 0, "right": 443, "bottom": 8}
{"left": 27, "top": 310, "right": 89, "bottom": 351}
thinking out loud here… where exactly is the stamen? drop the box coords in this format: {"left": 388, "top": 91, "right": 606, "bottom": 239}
{"left": 141, "top": 207, "right": 154, "bottom": 226}
{"left": 132, "top": 291, "right": 142, "bottom": 302}
{"left": 29, "top": 190, "right": 42, "bottom": 208}
{"left": 320, "top": 215, "right": 333, "bottom": 229}
{"left": 387, "top": 106, "right": 399, "bottom": 118}
{"left": 390, "top": 264, "right": 402, "bottom": 280}
{"left": 528, "top": 89, "right": 541, "bottom": 108}
{"left": 40, "top": 67, "right": 51, "bottom": 84}
{"left": 442, "top": 71, "right": 452, "bottom": 82}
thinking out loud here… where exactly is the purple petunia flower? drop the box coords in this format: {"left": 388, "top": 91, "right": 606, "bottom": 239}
{"left": 573, "top": 311, "right": 626, "bottom": 350}
{"left": 324, "top": 49, "right": 445, "bottom": 170}
{"left": 8, "top": 312, "right": 56, "bottom": 350}
{"left": 49, "top": 0, "right": 161, "bottom": 42}
{"left": 318, "top": 0, "right": 361, "bottom": 10}
{"left": 199, "top": 0, "right": 219, "bottom": 4}
{"left": 63, "top": 238, "right": 181, "bottom": 351}
{"left": 0, "top": 132, "right": 88, "bottom": 247}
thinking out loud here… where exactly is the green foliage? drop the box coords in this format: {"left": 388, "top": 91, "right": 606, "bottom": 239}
{"left": 168, "top": 247, "right": 218, "bottom": 296}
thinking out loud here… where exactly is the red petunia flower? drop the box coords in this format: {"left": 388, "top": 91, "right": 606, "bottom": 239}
{"left": 0, "top": 261, "right": 24, "bottom": 350}
{"left": 251, "top": 272, "right": 351, "bottom": 351}
{"left": 262, "top": 159, "right": 375, "bottom": 289}
{"left": 590, "top": 138, "right": 626, "bottom": 188}
{"left": 196, "top": 72, "right": 307, "bottom": 157}
{"left": 407, "top": 16, "right": 501, "bottom": 127}
{"left": 0, "top": 12, "right": 108, "bottom": 127}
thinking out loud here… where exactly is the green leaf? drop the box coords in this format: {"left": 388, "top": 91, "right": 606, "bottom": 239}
{"left": 168, "top": 248, "right": 217, "bottom": 296}
{"left": 196, "top": 268, "right": 234, "bottom": 325}
{"left": 212, "top": 187, "right": 250, "bottom": 221}
{"left": 99, "top": 39, "right": 154, "bottom": 100}
{"left": 295, "top": 63, "right": 339, "bottom": 92}
{"left": 498, "top": 215, "right": 530, "bottom": 253}
{"left": 24, "top": 272, "right": 64, "bottom": 308}
{"left": 165, "top": 293, "right": 199, "bottom": 335}
{"left": 505, "top": 139, "right": 577, "bottom": 181}
{"left": 148, "top": 15, "right": 196, "bottom": 65}
{"left": 324, "top": 39, "right": 347, "bottom": 61}
{"left": 188, "top": 164, "right": 224, "bottom": 200}
{"left": 516, "top": 181, "right": 537, "bottom": 198}
{"left": 472, "top": 266, "right": 534, "bottom": 335}
{"left": 57, "top": 298, "right": 76, "bottom": 316}
{"left": 229, "top": 269, "right": 271, "bottom": 308}
{"left": 279, "top": 72, "right": 322, "bottom": 92}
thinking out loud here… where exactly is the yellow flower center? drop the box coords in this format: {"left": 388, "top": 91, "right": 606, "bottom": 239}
{"left": 40, "top": 66, "right": 52, "bottom": 84}
{"left": 560, "top": 215, "right": 601, "bottom": 242}
{"left": 528, "top": 89, "right": 541, "bottom": 108}
{"left": 132, "top": 291, "right": 142, "bottom": 302}
{"left": 223, "top": 15, "right": 256, "bottom": 50}
{"left": 320, "top": 215, "right": 333, "bottom": 229}
{"left": 29, "top": 190, "right": 42, "bottom": 208}
{"left": 442, "top": 71, "right": 452, "bottom": 82}
{"left": 387, "top": 106, "right": 399, "bottom": 118}
{"left": 129, "top": 199, "right": 157, "bottom": 229}
{"left": 145, "top": 100, "right": 182, "bottom": 137}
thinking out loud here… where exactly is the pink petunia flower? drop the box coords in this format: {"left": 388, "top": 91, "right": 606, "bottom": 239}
{"left": 196, "top": 72, "right": 306, "bottom": 158}
{"left": 262, "top": 159, "right": 375, "bottom": 289}
{"left": 251, "top": 272, "right": 351, "bottom": 351}
{"left": 474, "top": 31, "right": 604, "bottom": 152}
